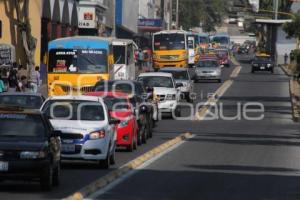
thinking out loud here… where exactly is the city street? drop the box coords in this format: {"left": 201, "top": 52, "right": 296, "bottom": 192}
{"left": 97, "top": 57, "right": 300, "bottom": 200}
{"left": 2, "top": 53, "right": 300, "bottom": 199}
{"left": 1, "top": 1, "right": 300, "bottom": 199}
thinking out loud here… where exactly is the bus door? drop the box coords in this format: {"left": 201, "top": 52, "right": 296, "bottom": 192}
{"left": 187, "top": 36, "right": 195, "bottom": 66}
{"left": 113, "top": 42, "right": 135, "bottom": 80}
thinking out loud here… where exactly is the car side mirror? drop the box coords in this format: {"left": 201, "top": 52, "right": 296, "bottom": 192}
{"left": 109, "top": 118, "right": 120, "bottom": 125}
{"left": 51, "top": 130, "right": 62, "bottom": 137}
{"left": 175, "top": 83, "right": 184, "bottom": 88}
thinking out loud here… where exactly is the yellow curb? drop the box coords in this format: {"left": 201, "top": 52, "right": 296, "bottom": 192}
{"left": 65, "top": 132, "right": 192, "bottom": 200}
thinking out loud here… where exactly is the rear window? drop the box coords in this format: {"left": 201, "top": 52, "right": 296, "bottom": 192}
{"left": 197, "top": 60, "right": 219, "bottom": 68}
{"left": 0, "top": 114, "right": 46, "bottom": 138}
{"left": 95, "top": 81, "right": 135, "bottom": 94}
{"left": 0, "top": 95, "right": 43, "bottom": 109}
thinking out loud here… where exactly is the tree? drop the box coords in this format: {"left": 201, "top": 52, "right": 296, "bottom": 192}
{"left": 14, "top": 0, "right": 37, "bottom": 81}
{"left": 175, "top": 0, "right": 228, "bottom": 32}
{"left": 283, "top": 10, "right": 300, "bottom": 49}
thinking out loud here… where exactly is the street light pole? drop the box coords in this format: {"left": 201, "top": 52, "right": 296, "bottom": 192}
{"left": 274, "top": 0, "right": 279, "bottom": 20}
{"left": 176, "top": 0, "right": 179, "bottom": 29}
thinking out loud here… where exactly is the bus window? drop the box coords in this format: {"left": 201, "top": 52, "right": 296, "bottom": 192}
{"left": 154, "top": 33, "right": 185, "bottom": 50}
{"left": 48, "top": 49, "right": 108, "bottom": 73}
{"left": 113, "top": 46, "right": 126, "bottom": 64}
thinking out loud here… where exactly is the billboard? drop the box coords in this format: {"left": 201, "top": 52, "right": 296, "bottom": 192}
{"left": 138, "top": 19, "right": 162, "bottom": 31}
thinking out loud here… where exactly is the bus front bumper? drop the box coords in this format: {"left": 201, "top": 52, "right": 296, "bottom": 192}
{"left": 153, "top": 60, "right": 187, "bottom": 69}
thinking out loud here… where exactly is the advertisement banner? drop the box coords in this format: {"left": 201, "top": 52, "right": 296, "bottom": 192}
{"left": 138, "top": 19, "right": 162, "bottom": 31}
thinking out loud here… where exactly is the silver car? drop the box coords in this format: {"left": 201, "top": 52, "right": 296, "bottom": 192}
{"left": 159, "top": 67, "right": 194, "bottom": 102}
{"left": 195, "top": 59, "right": 222, "bottom": 83}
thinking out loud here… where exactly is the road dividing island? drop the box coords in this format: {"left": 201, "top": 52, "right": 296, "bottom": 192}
{"left": 65, "top": 132, "right": 192, "bottom": 200}
{"left": 290, "top": 80, "right": 300, "bottom": 122}
{"left": 195, "top": 65, "right": 242, "bottom": 121}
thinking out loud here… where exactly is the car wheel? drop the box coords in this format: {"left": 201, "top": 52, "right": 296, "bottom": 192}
{"left": 52, "top": 162, "right": 60, "bottom": 186}
{"left": 251, "top": 69, "right": 255, "bottom": 73}
{"left": 137, "top": 127, "right": 143, "bottom": 145}
{"left": 271, "top": 69, "right": 274, "bottom": 74}
{"left": 133, "top": 133, "right": 137, "bottom": 150}
{"left": 40, "top": 165, "right": 53, "bottom": 191}
{"left": 174, "top": 107, "right": 181, "bottom": 119}
{"left": 127, "top": 137, "right": 134, "bottom": 152}
{"left": 141, "top": 125, "right": 147, "bottom": 144}
{"left": 186, "top": 93, "right": 193, "bottom": 103}
{"left": 109, "top": 145, "right": 116, "bottom": 165}
{"left": 217, "top": 79, "right": 221, "bottom": 83}
{"left": 99, "top": 150, "right": 110, "bottom": 169}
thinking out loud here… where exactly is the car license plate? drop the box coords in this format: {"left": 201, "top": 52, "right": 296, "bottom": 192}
{"left": 62, "top": 144, "right": 75, "bottom": 153}
{"left": 0, "top": 161, "right": 8, "bottom": 172}
{"left": 260, "top": 66, "right": 265, "bottom": 70}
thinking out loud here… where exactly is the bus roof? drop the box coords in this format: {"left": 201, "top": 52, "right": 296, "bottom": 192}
{"left": 48, "top": 36, "right": 114, "bottom": 50}
{"left": 153, "top": 30, "right": 187, "bottom": 35}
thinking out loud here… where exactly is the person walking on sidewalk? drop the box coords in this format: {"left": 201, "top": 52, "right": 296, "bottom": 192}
{"left": 29, "top": 66, "right": 40, "bottom": 93}
{"left": 137, "top": 49, "right": 144, "bottom": 71}
{"left": 0, "top": 76, "right": 5, "bottom": 93}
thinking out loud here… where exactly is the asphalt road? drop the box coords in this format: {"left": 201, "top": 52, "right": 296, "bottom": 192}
{"left": 97, "top": 57, "right": 300, "bottom": 200}
{"left": 0, "top": 63, "right": 236, "bottom": 199}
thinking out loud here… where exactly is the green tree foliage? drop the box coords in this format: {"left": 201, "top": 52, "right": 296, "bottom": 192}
{"left": 283, "top": 10, "right": 300, "bottom": 49}
{"left": 260, "top": 0, "right": 293, "bottom": 16}
{"left": 175, "top": 0, "right": 228, "bottom": 32}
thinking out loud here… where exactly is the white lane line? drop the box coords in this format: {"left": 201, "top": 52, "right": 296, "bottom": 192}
{"left": 86, "top": 134, "right": 195, "bottom": 199}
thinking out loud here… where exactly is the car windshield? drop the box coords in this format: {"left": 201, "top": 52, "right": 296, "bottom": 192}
{"left": 95, "top": 81, "right": 135, "bottom": 94}
{"left": 0, "top": 95, "right": 43, "bottom": 109}
{"left": 197, "top": 60, "right": 219, "bottom": 68}
{"left": 48, "top": 49, "right": 108, "bottom": 73}
{"left": 104, "top": 96, "right": 130, "bottom": 110}
{"left": 42, "top": 100, "right": 105, "bottom": 121}
{"left": 0, "top": 113, "right": 46, "bottom": 138}
{"left": 161, "top": 70, "right": 189, "bottom": 80}
{"left": 212, "top": 36, "right": 229, "bottom": 45}
{"left": 138, "top": 76, "right": 174, "bottom": 88}
{"left": 154, "top": 33, "right": 185, "bottom": 50}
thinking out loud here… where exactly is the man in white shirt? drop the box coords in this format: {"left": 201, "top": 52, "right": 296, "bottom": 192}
{"left": 29, "top": 66, "right": 40, "bottom": 93}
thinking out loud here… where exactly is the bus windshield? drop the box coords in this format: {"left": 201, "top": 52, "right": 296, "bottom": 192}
{"left": 113, "top": 45, "right": 126, "bottom": 64}
{"left": 212, "top": 36, "right": 229, "bottom": 45}
{"left": 48, "top": 49, "right": 108, "bottom": 73}
{"left": 154, "top": 33, "right": 185, "bottom": 50}
{"left": 199, "top": 36, "right": 209, "bottom": 44}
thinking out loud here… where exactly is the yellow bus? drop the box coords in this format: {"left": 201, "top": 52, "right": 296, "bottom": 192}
{"left": 152, "top": 30, "right": 188, "bottom": 70}
{"left": 47, "top": 36, "right": 114, "bottom": 96}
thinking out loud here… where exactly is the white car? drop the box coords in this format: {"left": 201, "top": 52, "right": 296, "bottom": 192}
{"left": 159, "top": 67, "right": 194, "bottom": 103}
{"left": 195, "top": 59, "right": 222, "bottom": 83}
{"left": 41, "top": 96, "right": 118, "bottom": 169}
{"left": 137, "top": 72, "right": 182, "bottom": 118}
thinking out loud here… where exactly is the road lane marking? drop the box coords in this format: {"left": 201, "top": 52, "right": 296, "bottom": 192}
{"left": 195, "top": 65, "right": 242, "bottom": 121}
{"left": 87, "top": 134, "right": 195, "bottom": 199}
{"left": 65, "top": 132, "right": 193, "bottom": 200}
{"left": 67, "top": 64, "right": 243, "bottom": 200}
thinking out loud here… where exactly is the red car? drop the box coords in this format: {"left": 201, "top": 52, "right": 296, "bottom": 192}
{"left": 215, "top": 49, "right": 230, "bottom": 67}
{"left": 86, "top": 92, "right": 138, "bottom": 152}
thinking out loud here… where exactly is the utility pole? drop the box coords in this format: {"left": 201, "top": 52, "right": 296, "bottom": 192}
{"left": 176, "top": 0, "right": 179, "bottom": 29}
{"left": 273, "top": 0, "right": 279, "bottom": 20}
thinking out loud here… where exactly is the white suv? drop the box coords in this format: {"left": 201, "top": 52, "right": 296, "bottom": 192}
{"left": 137, "top": 72, "right": 182, "bottom": 118}
{"left": 41, "top": 96, "right": 118, "bottom": 169}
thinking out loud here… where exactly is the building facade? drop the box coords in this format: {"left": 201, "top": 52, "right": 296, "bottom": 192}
{"left": 0, "top": 0, "right": 41, "bottom": 67}
{"left": 115, "top": 0, "right": 139, "bottom": 38}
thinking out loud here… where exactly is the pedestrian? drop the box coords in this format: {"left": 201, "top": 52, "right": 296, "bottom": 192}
{"left": 8, "top": 68, "right": 18, "bottom": 88}
{"left": 16, "top": 76, "right": 27, "bottom": 92}
{"left": 284, "top": 53, "right": 288, "bottom": 65}
{"left": 17, "top": 64, "right": 27, "bottom": 82}
{"left": 29, "top": 66, "right": 40, "bottom": 93}
{"left": 0, "top": 76, "right": 5, "bottom": 93}
{"left": 137, "top": 49, "right": 144, "bottom": 70}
